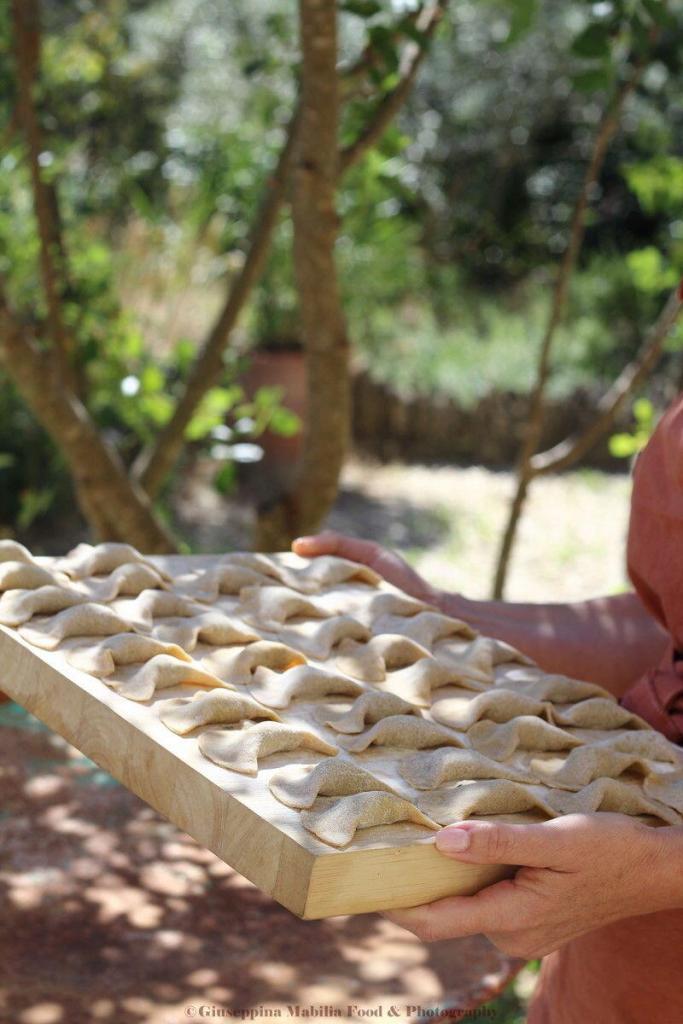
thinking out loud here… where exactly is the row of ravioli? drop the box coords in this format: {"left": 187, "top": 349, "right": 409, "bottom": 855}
{"left": 3, "top": 540, "right": 683, "bottom": 849}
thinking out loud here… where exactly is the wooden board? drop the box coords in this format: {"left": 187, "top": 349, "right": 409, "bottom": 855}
{"left": 0, "top": 553, "right": 520, "bottom": 919}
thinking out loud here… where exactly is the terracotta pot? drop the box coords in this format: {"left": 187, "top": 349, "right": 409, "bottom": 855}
{"left": 240, "top": 347, "right": 307, "bottom": 500}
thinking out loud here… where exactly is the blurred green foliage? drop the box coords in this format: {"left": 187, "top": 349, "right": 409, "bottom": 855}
{"left": 1, "top": 0, "right": 682, "bottom": 537}
{"left": 609, "top": 395, "right": 656, "bottom": 457}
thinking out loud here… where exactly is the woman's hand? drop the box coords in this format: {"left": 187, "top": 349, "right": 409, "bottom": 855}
{"left": 383, "top": 814, "right": 679, "bottom": 959}
{"left": 292, "top": 530, "right": 440, "bottom": 606}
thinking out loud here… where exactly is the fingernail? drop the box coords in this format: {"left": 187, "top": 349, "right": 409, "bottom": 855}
{"left": 436, "top": 827, "right": 471, "bottom": 853}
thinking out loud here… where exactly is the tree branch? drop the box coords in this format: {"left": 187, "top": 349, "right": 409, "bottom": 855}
{"left": 531, "top": 282, "right": 683, "bottom": 476}
{"left": 11, "top": 0, "right": 77, "bottom": 392}
{"left": 491, "top": 59, "right": 645, "bottom": 599}
{"left": 339, "top": 0, "right": 446, "bottom": 173}
{"left": 131, "top": 107, "right": 302, "bottom": 498}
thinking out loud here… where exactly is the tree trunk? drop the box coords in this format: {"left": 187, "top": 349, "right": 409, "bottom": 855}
{"left": 134, "top": 2, "right": 445, "bottom": 501}
{"left": 0, "top": 307, "right": 176, "bottom": 553}
{"left": 255, "top": 0, "right": 349, "bottom": 550}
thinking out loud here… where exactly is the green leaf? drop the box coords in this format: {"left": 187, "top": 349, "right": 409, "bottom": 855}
{"left": 213, "top": 462, "right": 237, "bottom": 495}
{"left": 268, "top": 406, "right": 301, "bottom": 438}
{"left": 17, "top": 487, "right": 55, "bottom": 529}
{"left": 633, "top": 397, "right": 654, "bottom": 425}
{"left": 640, "top": 0, "right": 676, "bottom": 29}
{"left": 665, "top": 322, "right": 683, "bottom": 352}
{"left": 174, "top": 338, "right": 196, "bottom": 375}
{"left": 140, "top": 364, "right": 165, "bottom": 393}
{"left": 139, "top": 392, "right": 174, "bottom": 427}
{"left": 571, "top": 23, "right": 612, "bottom": 59}
{"left": 609, "top": 433, "right": 639, "bottom": 458}
{"left": 626, "top": 246, "right": 677, "bottom": 293}
{"left": 0, "top": 452, "right": 15, "bottom": 470}
{"left": 242, "top": 59, "right": 267, "bottom": 77}
{"left": 252, "top": 385, "right": 284, "bottom": 410}
{"left": 185, "top": 385, "right": 243, "bottom": 441}
{"left": 368, "top": 24, "right": 400, "bottom": 73}
{"left": 572, "top": 66, "right": 614, "bottom": 92}
{"left": 342, "top": 0, "right": 382, "bottom": 17}
{"left": 506, "top": 0, "right": 539, "bottom": 44}
{"left": 623, "top": 156, "right": 683, "bottom": 215}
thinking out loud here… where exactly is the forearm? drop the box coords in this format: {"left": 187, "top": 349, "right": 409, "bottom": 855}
{"left": 647, "top": 824, "right": 683, "bottom": 914}
{"left": 435, "top": 589, "right": 669, "bottom": 697}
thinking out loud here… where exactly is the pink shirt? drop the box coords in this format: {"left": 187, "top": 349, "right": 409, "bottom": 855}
{"left": 528, "top": 394, "right": 683, "bottom": 1024}
{"left": 621, "top": 396, "right": 683, "bottom": 741}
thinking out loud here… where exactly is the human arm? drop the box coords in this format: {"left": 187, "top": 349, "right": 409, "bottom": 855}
{"left": 441, "top": 590, "right": 668, "bottom": 698}
{"left": 382, "top": 814, "right": 683, "bottom": 957}
{"left": 292, "top": 531, "right": 669, "bottom": 697}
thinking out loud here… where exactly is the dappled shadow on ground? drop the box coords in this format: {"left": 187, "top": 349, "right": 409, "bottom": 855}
{"left": 327, "top": 489, "right": 451, "bottom": 551}
{"left": 0, "top": 705, "right": 521, "bottom": 1024}
{"left": 172, "top": 458, "right": 451, "bottom": 554}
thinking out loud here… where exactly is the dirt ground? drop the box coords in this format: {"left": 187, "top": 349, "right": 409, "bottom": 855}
{"left": 0, "top": 705, "right": 523, "bottom": 1024}
{"left": 1, "top": 461, "right": 631, "bottom": 1024}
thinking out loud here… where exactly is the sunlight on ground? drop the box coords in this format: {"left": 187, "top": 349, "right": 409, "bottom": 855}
{"left": 334, "top": 460, "right": 632, "bottom": 604}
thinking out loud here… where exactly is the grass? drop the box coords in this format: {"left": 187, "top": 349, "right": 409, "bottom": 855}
{"left": 334, "top": 460, "right": 632, "bottom": 603}
{"left": 350, "top": 287, "right": 610, "bottom": 408}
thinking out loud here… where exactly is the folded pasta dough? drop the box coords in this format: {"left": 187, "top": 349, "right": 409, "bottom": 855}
{"left": 416, "top": 779, "right": 559, "bottom": 825}
{"left": 335, "top": 634, "right": 432, "bottom": 682}
{"left": 68, "top": 633, "right": 191, "bottom": 676}
{"left": 494, "top": 666, "right": 610, "bottom": 702}
{"left": 548, "top": 698, "right": 647, "bottom": 731}
{"left": 198, "top": 721, "right": 338, "bottom": 775}
{"left": 57, "top": 542, "right": 170, "bottom": 581}
{"left": 228, "top": 552, "right": 382, "bottom": 593}
{"left": 545, "top": 750, "right": 657, "bottom": 788}
{"left": 468, "top": 716, "right": 583, "bottom": 760}
{"left": 0, "top": 562, "right": 56, "bottom": 592}
{"left": 0, "top": 585, "right": 89, "bottom": 627}
{"left": 0, "top": 540, "right": 35, "bottom": 564}
{"left": 151, "top": 611, "right": 260, "bottom": 650}
{"left": 545, "top": 777, "right": 682, "bottom": 826}
{"left": 643, "top": 769, "right": 683, "bottom": 813}
{"left": 323, "top": 690, "right": 420, "bottom": 733}
{"left": 248, "top": 664, "right": 364, "bottom": 709}
{"left": 122, "top": 590, "right": 204, "bottom": 629}
{"left": 339, "top": 715, "right": 465, "bottom": 753}
{"left": 279, "top": 615, "right": 371, "bottom": 660}
{"left": 268, "top": 757, "right": 400, "bottom": 809}
{"left": 399, "top": 747, "right": 538, "bottom": 789}
{"left": 183, "top": 640, "right": 307, "bottom": 687}
{"left": 239, "top": 585, "right": 330, "bottom": 630}
{"left": 300, "top": 792, "right": 439, "bottom": 847}
{"left": 373, "top": 611, "right": 476, "bottom": 647}
{"left": 436, "top": 636, "right": 531, "bottom": 686}
{"left": 599, "top": 730, "right": 683, "bottom": 764}
{"left": 19, "top": 603, "right": 135, "bottom": 650}
{"left": 340, "top": 589, "right": 431, "bottom": 626}
{"left": 111, "top": 654, "right": 235, "bottom": 702}
{"left": 76, "top": 563, "right": 169, "bottom": 601}
{"left": 159, "top": 689, "right": 280, "bottom": 734}
{"left": 382, "top": 659, "right": 490, "bottom": 707}
{"left": 178, "top": 563, "right": 271, "bottom": 600}
{"left": 430, "top": 688, "right": 549, "bottom": 730}
{"left": 276, "top": 554, "right": 383, "bottom": 593}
